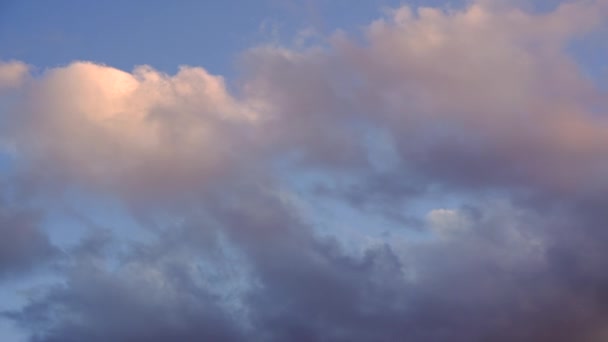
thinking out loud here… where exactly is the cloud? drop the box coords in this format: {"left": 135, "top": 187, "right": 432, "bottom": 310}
{"left": 7, "top": 61, "right": 260, "bottom": 201}
{"left": 0, "top": 61, "right": 28, "bottom": 90}
{"left": 0, "top": 204, "right": 57, "bottom": 279}
{"left": 244, "top": 0, "right": 608, "bottom": 195}
{"left": 8, "top": 194, "right": 608, "bottom": 342}
{"left": 3, "top": 0, "right": 608, "bottom": 341}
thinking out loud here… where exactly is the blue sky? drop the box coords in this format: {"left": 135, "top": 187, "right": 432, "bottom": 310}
{"left": 1, "top": 0, "right": 406, "bottom": 74}
{"left": 0, "top": 0, "right": 584, "bottom": 75}
{"left": 1, "top": 1, "right": 608, "bottom": 341}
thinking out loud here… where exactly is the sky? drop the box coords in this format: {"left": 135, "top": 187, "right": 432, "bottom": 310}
{"left": 1, "top": 0, "right": 608, "bottom": 341}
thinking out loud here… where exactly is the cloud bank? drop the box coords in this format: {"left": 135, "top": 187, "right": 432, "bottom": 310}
{"left": 2, "top": 1, "right": 608, "bottom": 341}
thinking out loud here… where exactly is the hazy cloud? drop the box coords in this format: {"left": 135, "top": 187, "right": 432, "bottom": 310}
{"left": 0, "top": 204, "right": 57, "bottom": 279}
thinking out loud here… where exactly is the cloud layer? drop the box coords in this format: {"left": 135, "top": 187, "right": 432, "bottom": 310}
{"left": 2, "top": 1, "right": 608, "bottom": 341}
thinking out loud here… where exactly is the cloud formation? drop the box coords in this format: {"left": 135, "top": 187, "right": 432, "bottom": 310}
{"left": 3, "top": 1, "right": 608, "bottom": 341}
{"left": 8, "top": 62, "right": 258, "bottom": 200}
{"left": 0, "top": 204, "right": 56, "bottom": 279}
{"left": 0, "top": 61, "right": 28, "bottom": 90}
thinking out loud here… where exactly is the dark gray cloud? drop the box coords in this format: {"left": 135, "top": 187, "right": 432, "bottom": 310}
{"left": 6, "top": 189, "right": 608, "bottom": 342}
{"left": 0, "top": 204, "right": 57, "bottom": 279}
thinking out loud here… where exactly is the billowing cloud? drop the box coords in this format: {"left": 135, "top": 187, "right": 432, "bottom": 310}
{"left": 3, "top": 0, "right": 608, "bottom": 341}
{"left": 244, "top": 0, "right": 608, "bottom": 194}
{"left": 7, "top": 62, "right": 260, "bottom": 201}
{"left": 0, "top": 61, "right": 28, "bottom": 90}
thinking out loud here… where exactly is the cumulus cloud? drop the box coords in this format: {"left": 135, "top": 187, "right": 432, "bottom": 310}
{"left": 7, "top": 62, "right": 260, "bottom": 201}
{"left": 0, "top": 61, "right": 28, "bottom": 90}
{"left": 3, "top": 0, "right": 608, "bottom": 341}
{"left": 245, "top": 0, "right": 608, "bottom": 195}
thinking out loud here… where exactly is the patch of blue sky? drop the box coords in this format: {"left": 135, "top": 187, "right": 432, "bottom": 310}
{"left": 0, "top": 0, "right": 473, "bottom": 79}
{"left": 0, "top": 268, "right": 66, "bottom": 342}
{"left": 567, "top": 30, "right": 608, "bottom": 91}
{"left": 42, "top": 189, "right": 153, "bottom": 250}
{"left": 0, "top": 0, "right": 272, "bottom": 76}
{"left": 280, "top": 166, "right": 425, "bottom": 250}
{"left": 0, "top": 150, "right": 16, "bottom": 177}
{"left": 0, "top": 319, "right": 26, "bottom": 342}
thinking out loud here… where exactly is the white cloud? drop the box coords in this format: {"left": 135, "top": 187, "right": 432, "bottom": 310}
{"left": 0, "top": 61, "right": 28, "bottom": 90}
{"left": 426, "top": 208, "right": 470, "bottom": 237}
{"left": 8, "top": 62, "right": 260, "bottom": 199}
